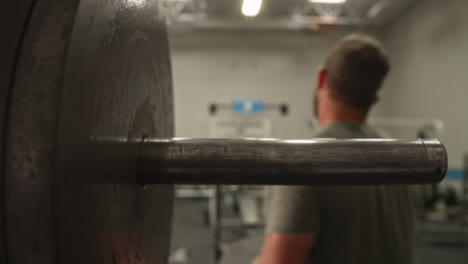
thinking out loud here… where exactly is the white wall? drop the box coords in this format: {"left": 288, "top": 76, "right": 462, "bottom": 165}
{"left": 384, "top": 0, "right": 468, "bottom": 169}
{"left": 169, "top": 30, "right": 387, "bottom": 139}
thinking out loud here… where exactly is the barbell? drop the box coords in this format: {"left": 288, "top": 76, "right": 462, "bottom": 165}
{"left": 0, "top": 0, "right": 447, "bottom": 263}
{"left": 90, "top": 138, "right": 447, "bottom": 185}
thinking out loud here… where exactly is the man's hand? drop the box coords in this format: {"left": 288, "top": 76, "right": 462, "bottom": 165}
{"left": 254, "top": 233, "right": 316, "bottom": 264}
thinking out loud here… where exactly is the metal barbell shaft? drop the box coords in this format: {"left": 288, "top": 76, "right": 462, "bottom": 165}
{"left": 137, "top": 138, "right": 447, "bottom": 185}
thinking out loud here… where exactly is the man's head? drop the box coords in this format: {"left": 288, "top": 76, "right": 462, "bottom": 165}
{"left": 314, "top": 33, "right": 390, "bottom": 120}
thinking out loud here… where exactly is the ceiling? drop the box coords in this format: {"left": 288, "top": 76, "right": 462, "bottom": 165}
{"left": 160, "top": 0, "right": 417, "bottom": 31}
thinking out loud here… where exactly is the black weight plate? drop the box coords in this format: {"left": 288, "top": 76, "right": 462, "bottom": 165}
{"left": 0, "top": 1, "right": 37, "bottom": 261}
{"left": 4, "top": 0, "right": 174, "bottom": 263}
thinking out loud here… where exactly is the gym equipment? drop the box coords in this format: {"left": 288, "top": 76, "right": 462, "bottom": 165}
{"left": 137, "top": 138, "right": 446, "bottom": 185}
{"left": 209, "top": 101, "right": 289, "bottom": 115}
{"left": 0, "top": 1, "right": 447, "bottom": 263}
{"left": 90, "top": 137, "right": 447, "bottom": 185}
{"left": 1, "top": 1, "right": 174, "bottom": 263}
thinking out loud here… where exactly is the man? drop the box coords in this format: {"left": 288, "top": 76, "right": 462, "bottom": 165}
{"left": 254, "top": 34, "right": 417, "bottom": 264}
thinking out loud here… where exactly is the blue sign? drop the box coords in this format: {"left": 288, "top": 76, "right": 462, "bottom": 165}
{"left": 232, "top": 100, "right": 264, "bottom": 113}
{"left": 446, "top": 169, "right": 464, "bottom": 181}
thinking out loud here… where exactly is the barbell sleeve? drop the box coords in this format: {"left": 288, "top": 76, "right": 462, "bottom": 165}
{"left": 138, "top": 138, "right": 447, "bottom": 185}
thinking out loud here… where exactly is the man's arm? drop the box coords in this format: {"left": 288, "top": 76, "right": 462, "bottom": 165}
{"left": 254, "top": 233, "right": 316, "bottom": 264}
{"left": 254, "top": 186, "right": 321, "bottom": 264}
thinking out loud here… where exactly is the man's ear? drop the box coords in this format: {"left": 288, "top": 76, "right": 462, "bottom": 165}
{"left": 317, "top": 68, "right": 327, "bottom": 91}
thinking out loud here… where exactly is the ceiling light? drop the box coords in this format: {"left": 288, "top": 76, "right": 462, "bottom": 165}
{"left": 367, "top": 1, "right": 386, "bottom": 18}
{"left": 242, "top": 0, "right": 262, "bottom": 17}
{"left": 309, "top": 0, "right": 347, "bottom": 4}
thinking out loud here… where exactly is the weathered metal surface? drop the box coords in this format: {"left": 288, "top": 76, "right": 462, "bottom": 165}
{"left": 0, "top": 1, "right": 37, "bottom": 261}
{"left": 137, "top": 138, "right": 447, "bottom": 185}
{"left": 88, "top": 138, "right": 447, "bottom": 185}
{"left": 4, "top": 0, "right": 174, "bottom": 263}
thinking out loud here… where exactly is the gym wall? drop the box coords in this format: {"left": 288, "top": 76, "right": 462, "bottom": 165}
{"left": 170, "top": 30, "right": 389, "bottom": 140}
{"left": 385, "top": 0, "right": 468, "bottom": 173}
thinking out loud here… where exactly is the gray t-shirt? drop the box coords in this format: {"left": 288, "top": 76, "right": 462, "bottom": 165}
{"left": 266, "top": 122, "right": 416, "bottom": 264}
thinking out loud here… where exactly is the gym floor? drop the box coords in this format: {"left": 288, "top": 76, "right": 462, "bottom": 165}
{"left": 170, "top": 198, "right": 468, "bottom": 264}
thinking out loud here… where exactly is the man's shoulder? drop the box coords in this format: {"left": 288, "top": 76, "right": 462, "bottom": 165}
{"left": 314, "top": 127, "right": 346, "bottom": 138}
{"left": 313, "top": 123, "right": 356, "bottom": 139}
{"left": 314, "top": 122, "right": 385, "bottom": 139}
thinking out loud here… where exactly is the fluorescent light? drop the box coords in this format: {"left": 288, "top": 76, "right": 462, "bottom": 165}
{"left": 367, "top": 1, "right": 386, "bottom": 18}
{"left": 242, "top": 0, "right": 262, "bottom": 17}
{"left": 309, "top": 0, "right": 347, "bottom": 4}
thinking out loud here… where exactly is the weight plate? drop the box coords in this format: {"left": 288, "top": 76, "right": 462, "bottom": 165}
{"left": 0, "top": 1, "right": 37, "bottom": 261}
{"left": 4, "top": 0, "right": 174, "bottom": 263}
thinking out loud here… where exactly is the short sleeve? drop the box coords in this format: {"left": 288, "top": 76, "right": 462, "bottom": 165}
{"left": 265, "top": 186, "right": 321, "bottom": 234}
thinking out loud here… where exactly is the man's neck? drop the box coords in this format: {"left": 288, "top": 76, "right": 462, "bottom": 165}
{"left": 318, "top": 98, "right": 368, "bottom": 128}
